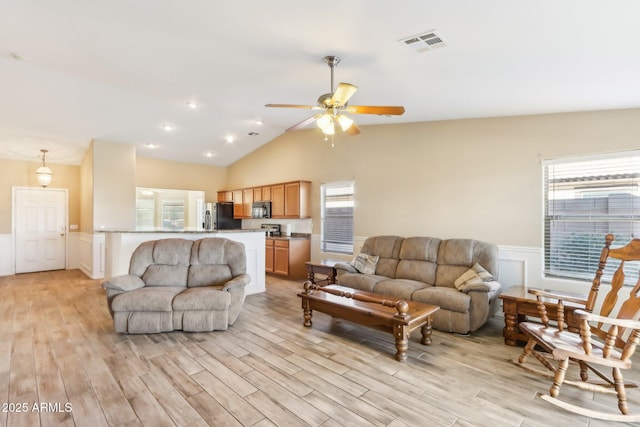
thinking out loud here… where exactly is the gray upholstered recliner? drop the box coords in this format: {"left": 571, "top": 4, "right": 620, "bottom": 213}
{"left": 102, "top": 237, "right": 250, "bottom": 333}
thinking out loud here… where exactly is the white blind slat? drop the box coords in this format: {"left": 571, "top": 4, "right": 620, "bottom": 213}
{"left": 321, "top": 181, "right": 354, "bottom": 254}
{"left": 543, "top": 153, "right": 640, "bottom": 283}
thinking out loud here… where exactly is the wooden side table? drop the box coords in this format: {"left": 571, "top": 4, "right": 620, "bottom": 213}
{"left": 305, "top": 259, "right": 341, "bottom": 286}
{"left": 498, "top": 285, "right": 587, "bottom": 346}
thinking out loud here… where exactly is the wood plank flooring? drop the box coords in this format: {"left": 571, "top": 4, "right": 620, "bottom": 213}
{"left": 1, "top": 269, "right": 639, "bottom": 426}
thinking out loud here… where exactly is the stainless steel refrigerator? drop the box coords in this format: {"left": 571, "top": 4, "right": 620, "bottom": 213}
{"left": 212, "top": 202, "right": 241, "bottom": 230}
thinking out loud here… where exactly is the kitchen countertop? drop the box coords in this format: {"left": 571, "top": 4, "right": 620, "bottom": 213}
{"left": 99, "top": 228, "right": 263, "bottom": 233}
{"left": 265, "top": 233, "right": 310, "bottom": 240}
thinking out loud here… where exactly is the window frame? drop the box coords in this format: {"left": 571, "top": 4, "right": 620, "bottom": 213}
{"left": 542, "top": 151, "right": 640, "bottom": 284}
{"left": 320, "top": 181, "right": 355, "bottom": 255}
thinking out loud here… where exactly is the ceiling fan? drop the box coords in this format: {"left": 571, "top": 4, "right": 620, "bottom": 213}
{"left": 265, "top": 56, "right": 405, "bottom": 136}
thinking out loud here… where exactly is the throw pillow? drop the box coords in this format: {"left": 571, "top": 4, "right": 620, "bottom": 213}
{"left": 350, "top": 253, "right": 379, "bottom": 275}
{"left": 454, "top": 263, "right": 494, "bottom": 291}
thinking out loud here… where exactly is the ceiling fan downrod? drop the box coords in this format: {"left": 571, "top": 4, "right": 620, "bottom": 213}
{"left": 323, "top": 55, "right": 340, "bottom": 93}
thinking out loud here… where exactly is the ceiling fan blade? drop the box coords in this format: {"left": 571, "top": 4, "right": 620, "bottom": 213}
{"left": 330, "top": 83, "right": 358, "bottom": 106}
{"left": 286, "top": 114, "right": 321, "bottom": 132}
{"left": 345, "top": 105, "right": 405, "bottom": 115}
{"left": 346, "top": 122, "right": 361, "bottom": 135}
{"left": 265, "top": 103, "right": 317, "bottom": 109}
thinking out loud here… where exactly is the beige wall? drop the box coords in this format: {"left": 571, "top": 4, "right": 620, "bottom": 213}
{"left": 226, "top": 108, "right": 640, "bottom": 247}
{"left": 136, "top": 157, "right": 227, "bottom": 202}
{"left": 0, "top": 158, "right": 81, "bottom": 234}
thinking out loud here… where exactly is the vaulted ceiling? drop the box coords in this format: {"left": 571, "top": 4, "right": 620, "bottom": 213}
{"left": 1, "top": 1, "right": 639, "bottom": 166}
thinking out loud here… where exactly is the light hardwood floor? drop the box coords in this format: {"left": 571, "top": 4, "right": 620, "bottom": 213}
{"left": 1, "top": 270, "right": 639, "bottom": 426}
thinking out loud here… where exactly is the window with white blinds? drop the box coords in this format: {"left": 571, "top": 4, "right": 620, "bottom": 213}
{"left": 543, "top": 152, "right": 640, "bottom": 284}
{"left": 162, "top": 199, "right": 185, "bottom": 230}
{"left": 321, "top": 181, "right": 354, "bottom": 254}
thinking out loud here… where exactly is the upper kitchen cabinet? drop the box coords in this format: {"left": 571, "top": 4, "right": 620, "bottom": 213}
{"left": 272, "top": 181, "right": 310, "bottom": 219}
{"left": 217, "top": 191, "right": 233, "bottom": 202}
{"left": 242, "top": 188, "right": 254, "bottom": 218}
{"left": 232, "top": 190, "right": 243, "bottom": 218}
{"left": 222, "top": 180, "right": 311, "bottom": 219}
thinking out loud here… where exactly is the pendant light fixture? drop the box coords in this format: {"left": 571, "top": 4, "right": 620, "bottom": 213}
{"left": 36, "top": 149, "right": 53, "bottom": 187}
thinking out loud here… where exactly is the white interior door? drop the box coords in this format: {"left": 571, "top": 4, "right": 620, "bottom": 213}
{"left": 14, "top": 188, "right": 67, "bottom": 274}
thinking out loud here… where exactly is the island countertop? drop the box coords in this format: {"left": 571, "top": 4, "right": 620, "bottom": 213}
{"left": 99, "top": 228, "right": 262, "bottom": 233}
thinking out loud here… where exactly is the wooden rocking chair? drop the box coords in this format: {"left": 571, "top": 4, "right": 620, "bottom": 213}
{"left": 517, "top": 234, "right": 640, "bottom": 421}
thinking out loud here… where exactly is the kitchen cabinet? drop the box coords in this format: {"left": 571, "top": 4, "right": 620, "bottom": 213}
{"left": 285, "top": 181, "right": 310, "bottom": 218}
{"left": 242, "top": 188, "right": 253, "bottom": 218}
{"left": 265, "top": 238, "right": 310, "bottom": 278}
{"left": 261, "top": 186, "right": 271, "bottom": 201}
{"left": 222, "top": 180, "right": 310, "bottom": 219}
{"left": 271, "top": 184, "right": 285, "bottom": 217}
{"left": 217, "top": 191, "right": 233, "bottom": 202}
{"left": 265, "top": 239, "right": 274, "bottom": 273}
{"left": 232, "top": 190, "right": 243, "bottom": 218}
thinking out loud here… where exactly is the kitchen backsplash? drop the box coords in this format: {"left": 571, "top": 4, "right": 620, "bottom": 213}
{"left": 242, "top": 218, "right": 312, "bottom": 235}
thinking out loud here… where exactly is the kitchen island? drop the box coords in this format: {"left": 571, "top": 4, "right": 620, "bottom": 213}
{"left": 103, "top": 229, "right": 266, "bottom": 295}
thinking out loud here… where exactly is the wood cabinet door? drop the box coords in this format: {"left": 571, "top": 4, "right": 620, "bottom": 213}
{"left": 284, "top": 182, "right": 300, "bottom": 217}
{"left": 274, "top": 246, "right": 289, "bottom": 275}
{"left": 262, "top": 186, "right": 271, "bottom": 201}
{"left": 243, "top": 188, "right": 253, "bottom": 218}
{"left": 265, "top": 239, "right": 274, "bottom": 273}
{"left": 253, "top": 187, "right": 262, "bottom": 202}
{"left": 271, "top": 184, "right": 285, "bottom": 217}
{"left": 232, "top": 190, "right": 243, "bottom": 218}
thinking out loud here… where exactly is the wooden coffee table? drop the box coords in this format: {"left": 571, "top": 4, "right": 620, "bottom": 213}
{"left": 298, "top": 282, "right": 440, "bottom": 362}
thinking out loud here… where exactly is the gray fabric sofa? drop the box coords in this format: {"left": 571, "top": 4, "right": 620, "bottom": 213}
{"left": 335, "top": 236, "right": 502, "bottom": 334}
{"left": 102, "top": 237, "right": 250, "bottom": 333}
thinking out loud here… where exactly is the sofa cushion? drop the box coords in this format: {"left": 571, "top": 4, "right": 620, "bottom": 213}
{"left": 350, "top": 253, "right": 379, "bottom": 275}
{"left": 395, "top": 236, "right": 440, "bottom": 284}
{"left": 188, "top": 265, "right": 233, "bottom": 288}
{"left": 360, "top": 236, "right": 404, "bottom": 278}
{"left": 190, "top": 238, "right": 247, "bottom": 277}
{"left": 131, "top": 238, "right": 193, "bottom": 287}
{"left": 373, "top": 279, "right": 430, "bottom": 300}
{"left": 337, "top": 273, "right": 388, "bottom": 292}
{"left": 111, "top": 286, "right": 185, "bottom": 312}
{"left": 173, "top": 287, "right": 231, "bottom": 310}
{"left": 143, "top": 264, "right": 190, "bottom": 287}
{"left": 435, "top": 239, "right": 499, "bottom": 288}
{"left": 412, "top": 287, "right": 471, "bottom": 313}
{"left": 454, "top": 263, "right": 494, "bottom": 291}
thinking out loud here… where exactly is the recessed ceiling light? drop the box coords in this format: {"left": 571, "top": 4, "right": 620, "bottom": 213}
{"left": 186, "top": 101, "right": 199, "bottom": 109}
{"left": 11, "top": 52, "right": 28, "bottom": 61}
{"left": 225, "top": 135, "right": 235, "bottom": 144}
{"left": 161, "top": 123, "right": 175, "bottom": 132}
{"left": 253, "top": 119, "right": 264, "bottom": 126}
{"left": 205, "top": 152, "right": 215, "bottom": 158}
{"left": 144, "top": 143, "right": 158, "bottom": 149}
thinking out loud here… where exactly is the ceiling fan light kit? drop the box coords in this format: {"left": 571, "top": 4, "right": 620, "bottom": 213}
{"left": 266, "top": 55, "right": 405, "bottom": 138}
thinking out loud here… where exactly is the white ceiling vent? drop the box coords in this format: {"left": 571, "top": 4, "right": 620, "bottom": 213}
{"left": 400, "top": 30, "right": 448, "bottom": 53}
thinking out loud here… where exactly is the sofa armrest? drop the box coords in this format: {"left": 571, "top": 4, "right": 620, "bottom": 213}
{"left": 335, "top": 262, "right": 358, "bottom": 274}
{"left": 461, "top": 280, "right": 502, "bottom": 294}
{"left": 222, "top": 273, "right": 251, "bottom": 292}
{"left": 102, "top": 275, "right": 145, "bottom": 293}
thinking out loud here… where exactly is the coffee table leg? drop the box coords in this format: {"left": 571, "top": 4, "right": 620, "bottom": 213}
{"left": 420, "top": 317, "right": 433, "bottom": 345}
{"left": 394, "top": 323, "right": 409, "bottom": 362}
{"left": 301, "top": 298, "right": 313, "bottom": 327}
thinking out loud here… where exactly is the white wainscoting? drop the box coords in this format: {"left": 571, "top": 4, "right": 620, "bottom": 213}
{"left": 76, "top": 232, "right": 105, "bottom": 279}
